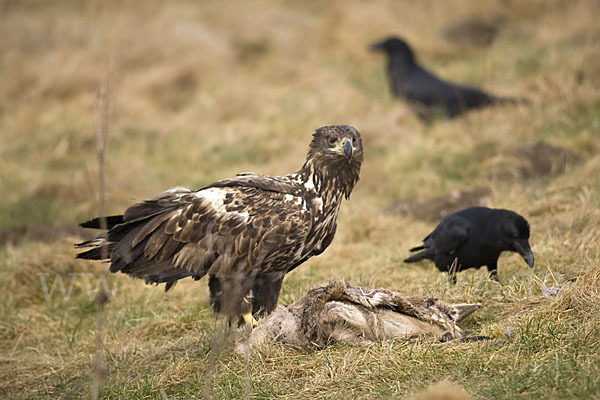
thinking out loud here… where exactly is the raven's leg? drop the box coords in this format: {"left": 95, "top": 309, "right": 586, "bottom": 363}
{"left": 487, "top": 264, "right": 499, "bottom": 281}
{"left": 448, "top": 272, "right": 457, "bottom": 285}
{"left": 448, "top": 258, "right": 459, "bottom": 284}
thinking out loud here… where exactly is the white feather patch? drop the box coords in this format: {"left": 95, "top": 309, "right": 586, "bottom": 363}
{"left": 195, "top": 187, "right": 250, "bottom": 221}
{"left": 312, "top": 197, "right": 323, "bottom": 212}
{"left": 304, "top": 176, "right": 315, "bottom": 190}
{"left": 152, "top": 186, "right": 191, "bottom": 200}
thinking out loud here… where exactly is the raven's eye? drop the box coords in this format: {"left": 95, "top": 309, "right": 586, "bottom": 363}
{"left": 328, "top": 137, "right": 337, "bottom": 145}
{"left": 512, "top": 233, "right": 519, "bottom": 238}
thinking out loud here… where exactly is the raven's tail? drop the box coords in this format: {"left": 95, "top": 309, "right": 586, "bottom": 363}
{"left": 404, "top": 245, "right": 430, "bottom": 263}
{"left": 492, "top": 95, "right": 530, "bottom": 106}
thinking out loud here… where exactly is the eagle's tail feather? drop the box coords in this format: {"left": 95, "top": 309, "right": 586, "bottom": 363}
{"left": 79, "top": 215, "right": 125, "bottom": 230}
{"left": 76, "top": 201, "right": 173, "bottom": 262}
{"left": 75, "top": 239, "right": 115, "bottom": 260}
{"left": 75, "top": 217, "right": 149, "bottom": 261}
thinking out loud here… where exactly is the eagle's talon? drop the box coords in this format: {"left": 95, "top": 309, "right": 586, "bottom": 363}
{"left": 242, "top": 313, "right": 258, "bottom": 328}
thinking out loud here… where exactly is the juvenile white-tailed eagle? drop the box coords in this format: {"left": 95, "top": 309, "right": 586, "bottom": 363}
{"left": 76, "top": 125, "right": 363, "bottom": 325}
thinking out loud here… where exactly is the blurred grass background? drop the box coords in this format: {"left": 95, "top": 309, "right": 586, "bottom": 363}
{"left": 0, "top": 0, "right": 599, "bottom": 398}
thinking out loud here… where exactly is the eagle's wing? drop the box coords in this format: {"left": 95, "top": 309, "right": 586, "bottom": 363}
{"left": 203, "top": 172, "right": 304, "bottom": 196}
{"left": 80, "top": 178, "right": 313, "bottom": 289}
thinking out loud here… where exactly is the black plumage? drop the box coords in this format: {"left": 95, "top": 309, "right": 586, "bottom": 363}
{"left": 76, "top": 125, "right": 363, "bottom": 322}
{"left": 404, "top": 207, "right": 534, "bottom": 283}
{"left": 370, "top": 36, "right": 524, "bottom": 121}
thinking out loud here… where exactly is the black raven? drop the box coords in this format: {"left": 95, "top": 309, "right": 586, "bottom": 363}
{"left": 404, "top": 207, "right": 534, "bottom": 283}
{"left": 370, "top": 36, "right": 523, "bottom": 121}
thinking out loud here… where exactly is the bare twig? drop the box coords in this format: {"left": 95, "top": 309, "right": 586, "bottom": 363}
{"left": 202, "top": 318, "right": 229, "bottom": 400}
{"left": 90, "top": 59, "right": 115, "bottom": 400}
{"left": 91, "top": 290, "right": 109, "bottom": 400}
{"left": 240, "top": 324, "right": 252, "bottom": 400}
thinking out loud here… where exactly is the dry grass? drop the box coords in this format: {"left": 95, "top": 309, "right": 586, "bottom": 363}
{"left": 410, "top": 380, "right": 473, "bottom": 400}
{"left": 1, "top": 0, "right": 599, "bottom": 398}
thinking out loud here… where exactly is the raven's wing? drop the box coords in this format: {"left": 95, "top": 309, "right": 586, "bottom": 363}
{"left": 429, "top": 219, "right": 469, "bottom": 255}
{"left": 401, "top": 67, "right": 493, "bottom": 110}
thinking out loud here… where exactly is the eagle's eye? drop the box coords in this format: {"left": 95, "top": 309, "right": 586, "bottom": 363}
{"left": 328, "top": 137, "right": 337, "bottom": 146}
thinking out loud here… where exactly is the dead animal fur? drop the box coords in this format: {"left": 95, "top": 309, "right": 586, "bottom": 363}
{"left": 241, "top": 280, "right": 480, "bottom": 351}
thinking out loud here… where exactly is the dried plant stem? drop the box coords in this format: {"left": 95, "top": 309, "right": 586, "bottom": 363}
{"left": 202, "top": 318, "right": 232, "bottom": 400}
{"left": 90, "top": 61, "right": 114, "bottom": 400}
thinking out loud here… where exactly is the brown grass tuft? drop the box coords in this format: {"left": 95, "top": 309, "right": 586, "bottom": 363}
{"left": 410, "top": 380, "right": 473, "bottom": 400}
{"left": 552, "top": 266, "right": 600, "bottom": 319}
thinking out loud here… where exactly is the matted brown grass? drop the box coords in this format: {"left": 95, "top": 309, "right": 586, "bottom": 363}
{"left": 1, "top": 0, "right": 599, "bottom": 398}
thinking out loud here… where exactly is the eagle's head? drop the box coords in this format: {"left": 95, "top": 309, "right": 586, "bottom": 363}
{"left": 305, "top": 125, "right": 363, "bottom": 199}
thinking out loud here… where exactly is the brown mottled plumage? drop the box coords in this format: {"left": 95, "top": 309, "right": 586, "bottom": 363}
{"left": 76, "top": 125, "right": 363, "bottom": 321}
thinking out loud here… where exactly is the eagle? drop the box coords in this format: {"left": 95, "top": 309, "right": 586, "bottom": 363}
{"left": 76, "top": 125, "right": 363, "bottom": 325}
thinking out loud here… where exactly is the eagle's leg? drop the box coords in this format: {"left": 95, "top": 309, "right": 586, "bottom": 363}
{"left": 250, "top": 272, "right": 285, "bottom": 318}
{"left": 208, "top": 274, "right": 255, "bottom": 327}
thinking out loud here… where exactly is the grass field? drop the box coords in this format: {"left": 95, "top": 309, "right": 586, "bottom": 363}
{"left": 1, "top": 0, "right": 599, "bottom": 398}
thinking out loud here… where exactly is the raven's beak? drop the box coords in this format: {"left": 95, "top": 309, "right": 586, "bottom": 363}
{"left": 514, "top": 240, "right": 535, "bottom": 268}
{"left": 342, "top": 138, "right": 353, "bottom": 160}
{"left": 369, "top": 41, "right": 384, "bottom": 51}
{"left": 523, "top": 251, "right": 535, "bottom": 268}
